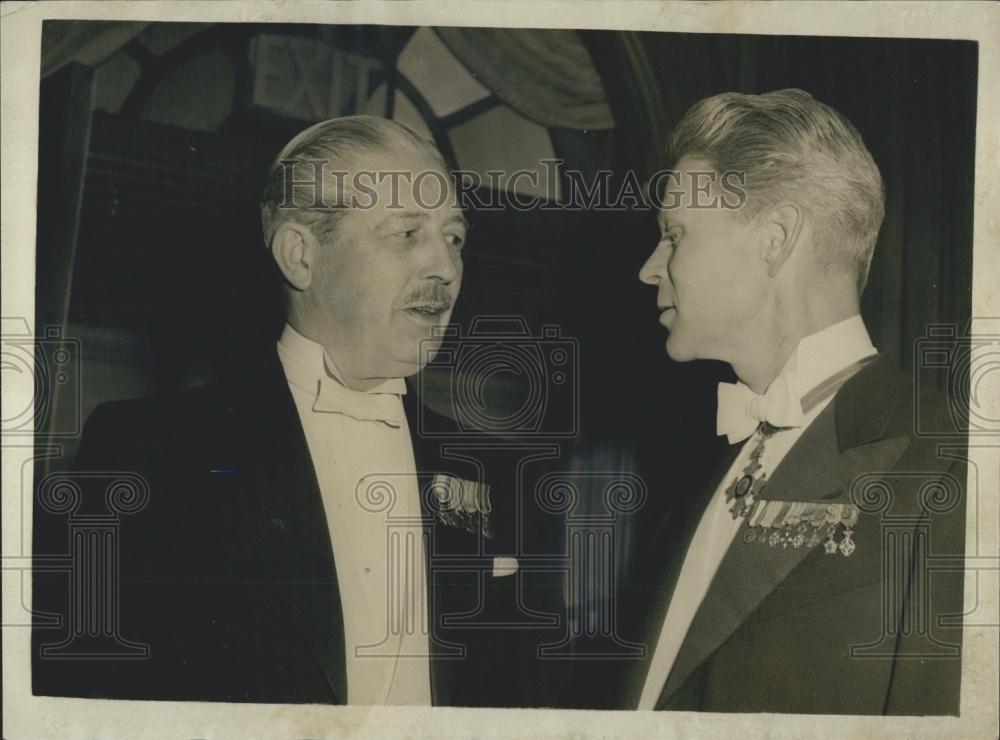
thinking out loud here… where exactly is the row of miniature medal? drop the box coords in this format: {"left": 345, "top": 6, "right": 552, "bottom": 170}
{"left": 724, "top": 423, "right": 859, "bottom": 557}
{"left": 430, "top": 473, "right": 494, "bottom": 538}
{"left": 744, "top": 497, "right": 859, "bottom": 556}
{"left": 722, "top": 355, "right": 879, "bottom": 558}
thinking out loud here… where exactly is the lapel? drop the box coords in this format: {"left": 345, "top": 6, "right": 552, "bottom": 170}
{"left": 635, "top": 443, "right": 741, "bottom": 612}
{"left": 403, "top": 382, "right": 487, "bottom": 534}
{"left": 657, "top": 356, "right": 913, "bottom": 707}
{"left": 614, "top": 442, "right": 742, "bottom": 707}
{"left": 403, "top": 384, "right": 433, "bottom": 475}
{"left": 212, "top": 359, "right": 487, "bottom": 706}
{"left": 224, "top": 351, "right": 348, "bottom": 704}
{"left": 403, "top": 383, "right": 465, "bottom": 706}
{"left": 404, "top": 384, "right": 517, "bottom": 706}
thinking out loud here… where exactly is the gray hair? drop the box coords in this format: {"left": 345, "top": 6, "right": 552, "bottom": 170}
{"left": 668, "top": 89, "right": 885, "bottom": 293}
{"left": 260, "top": 115, "right": 447, "bottom": 246}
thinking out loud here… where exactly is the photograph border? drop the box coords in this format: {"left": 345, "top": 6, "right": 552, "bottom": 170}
{"left": 3, "top": 2, "right": 998, "bottom": 738}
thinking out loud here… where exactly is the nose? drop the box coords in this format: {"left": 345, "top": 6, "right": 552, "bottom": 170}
{"left": 639, "top": 240, "right": 671, "bottom": 286}
{"left": 423, "top": 232, "right": 462, "bottom": 285}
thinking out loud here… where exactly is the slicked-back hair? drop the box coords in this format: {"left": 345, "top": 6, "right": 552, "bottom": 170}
{"left": 668, "top": 89, "right": 885, "bottom": 293}
{"left": 260, "top": 115, "right": 447, "bottom": 247}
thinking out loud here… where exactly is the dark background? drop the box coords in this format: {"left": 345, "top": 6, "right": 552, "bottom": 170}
{"left": 34, "top": 23, "right": 977, "bottom": 575}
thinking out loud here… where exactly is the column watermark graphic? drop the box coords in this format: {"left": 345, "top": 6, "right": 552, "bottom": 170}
{"left": 534, "top": 471, "right": 647, "bottom": 659}
{"left": 34, "top": 471, "right": 151, "bottom": 660}
{"left": 849, "top": 472, "right": 965, "bottom": 659}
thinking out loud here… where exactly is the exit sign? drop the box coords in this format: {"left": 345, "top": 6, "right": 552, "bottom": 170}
{"left": 249, "top": 34, "right": 382, "bottom": 121}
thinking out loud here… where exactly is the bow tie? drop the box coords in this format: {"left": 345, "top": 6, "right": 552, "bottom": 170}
{"left": 313, "top": 376, "right": 405, "bottom": 428}
{"left": 716, "top": 371, "right": 803, "bottom": 444}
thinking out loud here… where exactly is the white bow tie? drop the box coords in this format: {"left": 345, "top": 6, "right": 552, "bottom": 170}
{"left": 716, "top": 371, "right": 803, "bottom": 444}
{"left": 313, "top": 377, "right": 404, "bottom": 428}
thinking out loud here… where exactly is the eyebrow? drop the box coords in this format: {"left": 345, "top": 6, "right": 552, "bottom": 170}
{"left": 384, "top": 211, "right": 425, "bottom": 223}
{"left": 445, "top": 213, "right": 470, "bottom": 230}
{"left": 378, "top": 210, "right": 469, "bottom": 231}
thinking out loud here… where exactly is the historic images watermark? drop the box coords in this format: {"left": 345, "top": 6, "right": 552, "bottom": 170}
{"left": 12, "top": 317, "right": 996, "bottom": 667}
{"left": 346, "top": 465, "right": 647, "bottom": 661}
{"left": 1, "top": 317, "right": 81, "bottom": 440}
{"left": 273, "top": 158, "right": 749, "bottom": 214}
{"left": 913, "top": 319, "right": 1000, "bottom": 439}
{"left": 417, "top": 316, "right": 580, "bottom": 439}
{"left": 34, "top": 470, "right": 152, "bottom": 661}
{"left": 846, "top": 319, "right": 1000, "bottom": 660}
{"left": 1, "top": 317, "right": 150, "bottom": 659}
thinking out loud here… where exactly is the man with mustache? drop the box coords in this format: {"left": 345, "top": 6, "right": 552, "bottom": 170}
{"left": 593, "top": 89, "right": 965, "bottom": 714}
{"left": 33, "top": 116, "right": 548, "bottom": 707}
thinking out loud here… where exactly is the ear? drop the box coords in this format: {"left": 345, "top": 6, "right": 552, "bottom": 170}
{"left": 761, "top": 203, "right": 804, "bottom": 278}
{"left": 270, "top": 221, "right": 318, "bottom": 291}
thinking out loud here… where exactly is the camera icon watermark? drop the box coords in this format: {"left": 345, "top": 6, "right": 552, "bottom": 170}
{"left": 1, "top": 317, "right": 81, "bottom": 438}
{"left": 417, "top": 316, "right": 580, "bottom": 438}
{"left": 913, "top": 318, "right": 1000, "bottom": 438}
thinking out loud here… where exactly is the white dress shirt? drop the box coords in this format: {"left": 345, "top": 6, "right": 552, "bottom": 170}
{"left": 638, "top": 315, "right": 877, "bottom": 709}
{"left": 276, "top": 324, "right": 431, "bottom": 706}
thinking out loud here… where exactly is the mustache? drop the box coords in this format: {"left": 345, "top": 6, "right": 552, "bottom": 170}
{"left": 401, "top": 283, "right": 454, "bottom": 311}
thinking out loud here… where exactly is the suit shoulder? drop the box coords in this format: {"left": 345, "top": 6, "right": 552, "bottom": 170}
{"left": 838, "top": 355, "right": 960, "bottom": 442}
{"left": 76, "top": 381, "right": 233, "bottom": 468}
{"left": 884, "top": 366, "right": 961, "bottom": 452}
{"left": 87, "top": 381, "right": 229, "bottom": 430}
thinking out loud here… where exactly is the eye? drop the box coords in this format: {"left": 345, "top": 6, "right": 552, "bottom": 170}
{"left": 660, "top": 226, "right": 683, "bottom": 248}
{"left": 445, "top": 232, "right": 466, "bottom": 250}
{"left": 391, "top": 227, "right": 420, "bottom": 244}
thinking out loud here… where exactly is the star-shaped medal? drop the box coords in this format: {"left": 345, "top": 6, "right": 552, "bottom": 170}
{"left": 838, "top": 529, "right": 856, "bottom": 556}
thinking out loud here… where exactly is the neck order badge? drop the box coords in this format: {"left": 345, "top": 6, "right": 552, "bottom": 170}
{"left": 722, "top": 355, "right": 878, "bottom": 554}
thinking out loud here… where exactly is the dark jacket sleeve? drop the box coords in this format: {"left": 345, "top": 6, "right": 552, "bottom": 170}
{"left": 73, "top": 400, "right": 139, "bottom": 468}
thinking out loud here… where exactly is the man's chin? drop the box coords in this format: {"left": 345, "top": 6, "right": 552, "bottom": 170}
{"left": 379, "top": 348, "right": 428, "bottom": 379}
{"left": 407, "top": 333, "right": 445, "bottom": 367}
{"left": 664, "top": 333, "right": 696, "bottom": 363}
